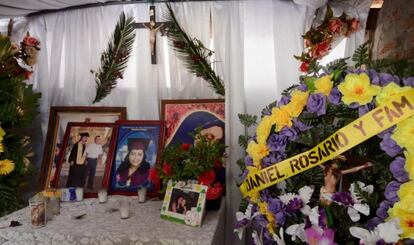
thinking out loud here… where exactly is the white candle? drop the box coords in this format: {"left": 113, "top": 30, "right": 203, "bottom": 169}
{"left": 138, "top": 187, "right": 147, "bottom": 203}
{"left": 98, "top": 189, "right": 107, "bottom": 203}
{"left": 75, "top": 188, "right": 84, "bottom": 201}
{"left": 120, "top": 200, "right": 130, "bottom": 219}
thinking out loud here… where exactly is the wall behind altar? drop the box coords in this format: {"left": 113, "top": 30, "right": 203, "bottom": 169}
{"left": 2, "top": 0, "right": 370, "bottom": 244}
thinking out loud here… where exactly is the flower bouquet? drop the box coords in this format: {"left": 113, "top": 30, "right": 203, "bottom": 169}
{"left": 0, "top": 33, "right": 41, "bottom": 216}
{"left": 235, "top": 43, "right": 414, "bottom": 244}
{"left": 156, "top": 129, "right": 226, "bottom": 210}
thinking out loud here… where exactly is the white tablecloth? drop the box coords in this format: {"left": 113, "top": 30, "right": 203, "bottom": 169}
{"left": 0, "top": 196, "right": 225, "bottom": 245}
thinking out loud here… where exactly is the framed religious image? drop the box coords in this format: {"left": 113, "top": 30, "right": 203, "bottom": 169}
{"left": 109, "top": 121, "right": 165, "bottom": 196}
{"left": 51, "top": 122, "right": 118, "bottom": 198}
{"left": 160, "top": 180, "right": 207, "bottom": 227}
{"left": 160, "top": 99, "right": 225, "bottom": 147}
{"left": 40, "top": 106, "right": 126, "bottom": 190}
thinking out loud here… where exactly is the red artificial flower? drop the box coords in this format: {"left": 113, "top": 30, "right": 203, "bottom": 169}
{"left": 346, "top": 18, "right": 360, "bottom": 36}
{"left": 148, "top": 168, "right": 159, "bottom": 182}
{"left": 311, "top": 39, "right": 331, "bottom": 59}
{"left": 206, "top": 182, "right": 223, "bottom": 200}
{"left": 23, "top": 36, "right": 40, "bottom": 47}
{"left": 214, "top": 159, "right": 222, "bottom": 169}
{"left": 24, "top": 70, "right": 33, "bottom": 80}
{"left": 162, "top": 162, "right": 172, "bottom": 176}
{"left": 181, "top": 143, "right": 191, "bottom": 151}
{"left": 198, "top": 169, "right": 216, "bottom": 185}
{"left": 328, "top": 18, "right": 343, "bottom": 34}
{"left": 299, "top": 61, "right": 309, "bottom": 73}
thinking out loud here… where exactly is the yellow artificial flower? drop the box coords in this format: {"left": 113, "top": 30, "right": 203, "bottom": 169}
{"left": 0, "top": 159, "right": 15, "bottom": 175}
{"left": 258, "top": 201, "right": 275, "bottom": 225}
{"left": 285, "top": 101, "right": 304, "bottom": 118}
{"left": 314, "top": 75, "right": 333, "bottom": 96}
{"left": 397, "top": 181, "right": 414, "bottom": 201}
{"left": 405, "top": 151, "right": 414, "bottom": 180}
{"left": 388, "top": 197, "right": 414, "bottom": 239}
{"left": 338, "top": 73, "right": 381, "bottom": 105}
{"left": 0, "top": 126, "right": 5, "bottom": 141}
{"left": 247, "top": 141, "right": 269, "bottom": 167}
{"left": 290, "top": 90, "right": 309, "bottom": 107}
{"left": 392, "top": 116, "right": 414, "bottom": 153}
{"left": 270, "top": 106, "right": 293, "bottom": 131}
{"left": 0, "top": 142, "right": 3, "bottom": 153}
{"left": 256, "top": 116, "right": 273, "bottom": 145}
{"left": 376, "top": 82, "right": 411, "bottom": 105}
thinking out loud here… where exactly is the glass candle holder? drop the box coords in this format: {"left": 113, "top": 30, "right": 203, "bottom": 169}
{"left": 29, "top": 195, "right": 46, "bottom": 228}
{"left": 75, "top": 188, "right": 84, "bottom": 201}
{"left": 137, "top": 187, "right": 147, "bottom": 203}
{"left": 120, "top": 200, "right": 130, "bottom": 219}
{"left": 98, "top": 189, "right": 108, "bottom": 203}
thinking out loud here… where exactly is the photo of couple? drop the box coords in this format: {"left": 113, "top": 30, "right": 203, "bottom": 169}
{"left": 168, "top": 188, "right": 199, "bottom": 215}
{"left": 56, "top": 124, "right": 115, "bottom": 193}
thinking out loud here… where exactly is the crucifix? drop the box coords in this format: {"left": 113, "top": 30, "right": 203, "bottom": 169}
{"left": 134, "top": 5, "right": 171, "bottom": 64}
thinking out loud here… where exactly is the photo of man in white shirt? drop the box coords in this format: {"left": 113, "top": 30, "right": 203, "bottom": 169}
{"left": 84, "top": 135, "right": 103, "bottom": 191}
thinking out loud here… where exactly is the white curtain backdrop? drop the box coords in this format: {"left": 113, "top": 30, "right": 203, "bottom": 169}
{"left": 2, "top": 0, "right": 371, "bottom": 243}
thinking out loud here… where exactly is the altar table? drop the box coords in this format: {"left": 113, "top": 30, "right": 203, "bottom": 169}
{"left": 0, "top": 195, "right": 225, "bottom": 245}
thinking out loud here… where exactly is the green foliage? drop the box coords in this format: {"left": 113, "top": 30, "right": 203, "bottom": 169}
{"left": 238, "top": 134, "right": 249, "bottom": 148}
{"left": 0, "top": 34, "right": 41, "bottom": 216}
{"left": 352, "top": 42, "right": 369, "bottom": 68}
{"left": 92, "top": 12, "right": 136, "bottom": 103}
{"left": 238, "top": 114, "right": 257, "bottom": 128}
{"left": 322, "top": 57, "right": 349, "bottom": 74}
{"left": 163, "top": 3, "right": 225, "bottom": 96}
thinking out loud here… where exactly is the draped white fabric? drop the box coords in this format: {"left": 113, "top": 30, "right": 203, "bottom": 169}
{"left": 1, "top": 1, "right": 372, "bottom": 244}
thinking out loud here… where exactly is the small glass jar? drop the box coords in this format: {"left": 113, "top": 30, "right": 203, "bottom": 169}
{"left": 98, "top": 189, "right": 108, "bottom": 203}
{"left": 29, "top": 195, "right": 46, "bottom": 228}
{"left": 119, "top": 200, "right": 130, "bottom": 219}
{"left": 137, "top": 187, "right": 147, "bottom": 203}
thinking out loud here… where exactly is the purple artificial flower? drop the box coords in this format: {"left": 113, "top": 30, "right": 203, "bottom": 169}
{"left": 267, "top": 198, "right": 286, "bottom": 226}
{"left": 305, "top": 226, "right": 337, "bottom": 245}
{"left": 253, "top": 214, "right": 268, "bottom": 229}
{"left": 390, "top": 156, "right": 409, "bottom": 182}
{"left": 297, "top": 83, "right": 308, "bottom": 92}
{"left": 328, "top": 87, "right": 342, "bottom": 105}
{"left": 358, "top": 102, "right": 375, "bottom": 116}
{"left": 403, "top": 77, "right": 414, "bottom": 87}
{"left": 261, "top": 152, "right": 286, "bottom": 167}
{"left": 285, "top": 197, "right": 303, "bottom": 212}
{"left": 319, "top": 208, "right": 328, "bottom": 229}
{"left": 366, "top": 216, "right": 382, "bottom": 230}
{"left": 348, "top": 102, "right": 360, "bottom": 109}
{"left": 293, "top": 119, "right": 312, "bottom": 132}
{"left": 234, "top": 217, "right": 249, "bottom": 229}
{"left": 280, "top": 126, "right": 298, "bottom": 141}
{"left": 377, "top": 126, "right": 395, "bottom": 139}
{"left": 384, "top": 181, "right": 401, "bottom": 203}
{"left": 368, "top": 69, "right": 380, "bottom": 85}
{"left": 380, "top": 133, "right": 403, "bottom": 157}
{"left": 332, "top": 192, "right": 354, "bottom": 207}
{"left": 376, "top": 200, "right": 392, "bottom": 219}
{"left": 378, "top": 72, "right": 400, "bottom": 86}
{"left": 278, "top": 95, "right": 291, "bottom": 106}
{"left": 307, "top": 93, "right": 327, "bottom": 116}
{"left": 267, "top": 134, "right": 288, "bottom": 153}
{"left": 241, "top": 169, "right": 249, "bottom": 180}
{"left": 245, "top": 155, "right": 253, "bottom": 166}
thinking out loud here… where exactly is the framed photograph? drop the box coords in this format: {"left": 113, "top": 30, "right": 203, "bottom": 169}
{"left": 40, "top": 106, "right": 126, "bottom": 189}
{"left": 51, "top": 122, "right": 118, "bottom": 198}
{"left": 161, "top": 99, "right": 225, "bottom": 147}
{"left": 160, "top": 180, "right": 207, "bottom": 227}
{"left": 109, "top": 121, "right": 165, "bottom": 196}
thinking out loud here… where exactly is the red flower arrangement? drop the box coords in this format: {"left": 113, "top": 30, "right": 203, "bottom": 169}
{"left": 295, "top": 6, "right": 360, "bottom": 73}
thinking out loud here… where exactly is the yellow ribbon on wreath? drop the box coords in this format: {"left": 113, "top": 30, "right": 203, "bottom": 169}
{"left": 240, "top": 89, "right": 414, "bottom": 197}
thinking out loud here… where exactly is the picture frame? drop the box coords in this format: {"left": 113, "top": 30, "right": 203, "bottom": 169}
{"left": 160, "top": 99, "right": 225, "bottom": 147}
{"left": 109, "top": 120, "right": 165, "bottom": 196}
{"left": 160, "top": 180, "right": 207, "bottom": 227}
{"left": 51, "top": 122, "right": 118, "bottom": 198}
{"left": 40, "top": 106, "right": 127, "bottom": 190}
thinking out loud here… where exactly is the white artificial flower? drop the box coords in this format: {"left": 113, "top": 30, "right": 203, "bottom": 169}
{"left": 347, "top": 182, "right": 373, "bottom": 221}
{"left": 286, "top": 223, "right": 306, "bottom": 242}
{"left": 308, "top": 206, "right": 320, "bottom": 226}
{"left": 349, "top": 219, "right": 403, "bottom": 244}
{"left": 272, "top": 227, "right": 286, "bottom": 245}
{"left": 252, "top": 230, "right": 263, "bottom": 245}
{"left": 278, "top": 185, "right": 314, "bottom": 216}
{"left": 234, "top": 203, "right": 260, "bottom": 240}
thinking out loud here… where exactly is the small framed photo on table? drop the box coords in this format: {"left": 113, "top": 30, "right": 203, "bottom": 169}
{"left": 160, "top": 180, "right": 207, "bottom": 227}
{"left": 109, "top": 121, "right": 165, "bottom": 196}
{"left": 51, "top": 122, "right": 118, "bottom": 198}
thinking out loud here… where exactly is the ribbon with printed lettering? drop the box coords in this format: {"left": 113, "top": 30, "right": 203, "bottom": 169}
{"left": 240, "top": 89, "right": 414, "bottom": 197}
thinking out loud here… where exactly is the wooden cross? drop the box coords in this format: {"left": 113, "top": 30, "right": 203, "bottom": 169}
{"left": 134, "top": 5, "right": 171, "bottom": 64}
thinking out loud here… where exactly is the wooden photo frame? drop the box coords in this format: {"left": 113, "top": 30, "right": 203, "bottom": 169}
{"left": 109, "top": 120, "right": 165, "bottom": 196}
{"left": 51, "top": 122, "right": 118, "bottom": 198}
{"left": 40, "top": 106, "right": 126, "bottom": 190}
{"left": 160, "top": 99, "right": 225, "bottom": 147}
{"left": 160, "top": 180, "right": 207, "bottom": 227}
